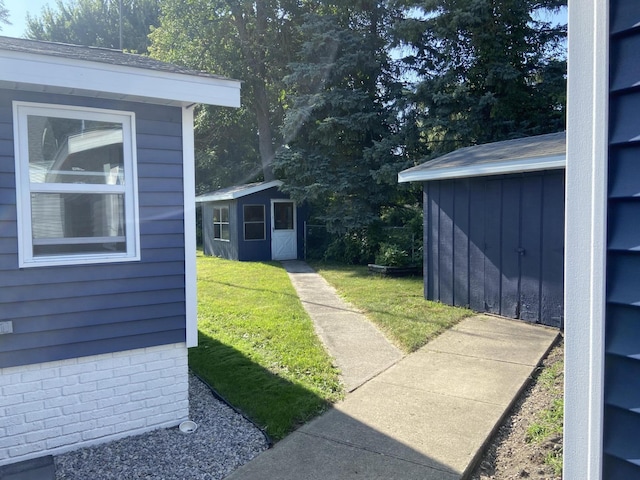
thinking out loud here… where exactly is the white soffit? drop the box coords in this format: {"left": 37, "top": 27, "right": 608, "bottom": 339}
{"left": 0, "top": 49, "right": 241, "bottom": 108}
{"left": 398, "top": 154, "right": 566, "bottom": 183}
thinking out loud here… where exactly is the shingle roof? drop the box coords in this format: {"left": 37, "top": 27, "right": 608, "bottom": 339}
{"left": 195, "top": 180, "right": 284, "bottom": 203}
{"left": 0, "top": 35, "right": 226, "bottom": 80}
{"left": 398, "top": 131, "right": 566, "bottom": 183}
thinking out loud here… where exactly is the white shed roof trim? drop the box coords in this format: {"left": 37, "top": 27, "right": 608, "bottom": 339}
{"left": 398, "top": 131, "right": 566, "bottom": 183}
{"left": 196, "top": 180, "right": 283, "bottom": 203}
{"left": 398, "top": 154, "right": 565, "bottom": 182}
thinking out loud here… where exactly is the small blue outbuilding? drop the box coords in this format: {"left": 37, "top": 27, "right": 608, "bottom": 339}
{"left": 196, "top": 180, "right": 305, "bottom": 261}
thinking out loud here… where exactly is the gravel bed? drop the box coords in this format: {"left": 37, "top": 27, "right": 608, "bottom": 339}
{"left": 54, "top": 374, "right": 270, "bottom": 480}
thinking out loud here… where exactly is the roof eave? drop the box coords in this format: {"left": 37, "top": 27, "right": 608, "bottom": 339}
{"left": 0, "top": 49, "right": 241, "bottom": 108}
{"left": 195, "top": 180, "right": 284, "bottom": 203}
{"left": 398, "top": 155, "right": 566, "bottom": 183}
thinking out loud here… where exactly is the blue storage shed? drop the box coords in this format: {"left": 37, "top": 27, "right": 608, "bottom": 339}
{"left": 399, "top": 132, "right": 566, "bottom": 328}
{"left": 196, "top": 180, "right": 305, "bottom": 261}
{"left": 0, "top": 36, "right": 240, "bottom": 466}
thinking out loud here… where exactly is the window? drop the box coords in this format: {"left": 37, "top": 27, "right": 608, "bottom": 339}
{"left": 274, "top": 201, "right": 294, "bottom": 230}
{"left": 213, "top": 205, "right": 230, "bottom": 241}
{"left": 244, "top": 205, "right": 265, "bottom": 241}
{"left": 13, "top": 102, "right": 139, "bottom": 267}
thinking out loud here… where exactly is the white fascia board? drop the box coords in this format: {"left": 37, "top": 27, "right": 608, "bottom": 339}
{"left": 397, "top": 155, "right": 565, "bottom": 183}
{"left": 195, "top": 180, "right": 284, "bottom": 203}
{"left": 0, "top": 50, "right": 241, "bottom": 108}
{"left": 563, "top": 0, "right": 608, "bottom": 479}
{"left": 182, "top": 106, "right": 198, "bottom": 348}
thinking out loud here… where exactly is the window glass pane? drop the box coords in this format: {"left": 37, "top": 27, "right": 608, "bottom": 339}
{"left": 31, "top": 192, "right": 125, "bottom": 241}
{"left": 244, "top": 205, "right": 264, "bottom": 222}
{"left": 221, "top": 224, "right": 230, "bottom": 240}
{"left": 274, "top": 202, "right": 294, "bottom": 230}
{"left": 213, "top": 208, "right": 221, "bottom": 222}
{"left": 245, "top": 223, "right": 265, "bottom": 241}
{"left": 213, "top": 224, "right": 221, "bottom": 239}
{"left": 27, "top": 115, "right": 125, "bottom": 185}
{"left": 221, "top": 206, "right": 229, "bottom": 222}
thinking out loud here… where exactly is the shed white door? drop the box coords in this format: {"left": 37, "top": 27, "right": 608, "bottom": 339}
{"left": 271, "top": 200, "right": 297, "bottom": 260}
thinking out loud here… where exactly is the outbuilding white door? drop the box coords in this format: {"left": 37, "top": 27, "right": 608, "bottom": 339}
{"left": 271, "top": 200, "right": 297, "bottom": 260}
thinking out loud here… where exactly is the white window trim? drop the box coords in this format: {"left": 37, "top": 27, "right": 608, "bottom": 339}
{"left": 13, "top": 101, "right": 140, "bottom": 268}
{"left": 243, "top": 204, "right": 266, "bottom": 241}
{"left": 212, "top": 205, "right": 230, "bottom": 242}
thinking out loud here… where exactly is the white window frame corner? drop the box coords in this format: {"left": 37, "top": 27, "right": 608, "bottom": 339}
{"left": 12, "top": 101, "right": 140, "bottom": 268}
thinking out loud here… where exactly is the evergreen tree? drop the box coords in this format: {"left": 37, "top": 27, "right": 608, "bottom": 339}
{"left": 396, "top": 0, "right": 567, "bottom": 158}
{"left": 274, "top": 2, "right": 408, "bottom": 233}
{"left": 25, "top": 0, "right": 160, "bottom": 53}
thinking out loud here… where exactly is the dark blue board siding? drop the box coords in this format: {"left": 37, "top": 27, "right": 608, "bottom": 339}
{"left": 519, "top": 176, "right": 543, "bottom": 322}
{"left": 604, "top": 2, "right": 640, "bottom": 476}
{"left": 423, "top": 171, "right": 564, "bottom": 327}
{"left": 0, "top": 88, "right": 188, "bottom": 368}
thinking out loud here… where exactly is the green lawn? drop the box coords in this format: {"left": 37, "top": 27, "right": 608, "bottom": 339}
{"left": 311, "top": 263, "right": 471, "bottom": 352}
{"left": 190, "top": 255, "right": 470, "bottom": 440}
{"left": 190, "top": 254, "right": 343, "bottom": 440}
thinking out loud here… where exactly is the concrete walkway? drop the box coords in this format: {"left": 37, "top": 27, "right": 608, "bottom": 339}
{"left": 226, "top": 263, "right": 559, "bottom": 480}
{"left": 281, "top": 260, "right": 403, "bottom": 392}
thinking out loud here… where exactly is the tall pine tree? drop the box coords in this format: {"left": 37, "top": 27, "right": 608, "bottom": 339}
{"left": 274, "top": 1, "right": 407, "bottom": 233}
{"left": 395, "top": 0, "right": 566, "bottom": 158}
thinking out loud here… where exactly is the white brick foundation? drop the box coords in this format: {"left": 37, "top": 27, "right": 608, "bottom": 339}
{"left": 0, "top": 343, "right": 189, "bottom": 466}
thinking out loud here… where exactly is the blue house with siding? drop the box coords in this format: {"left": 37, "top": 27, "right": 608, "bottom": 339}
{"left": 196, "top": 180, "right": 305, "bottom": 261}
{"left": 0, "top": 36, "right": 240, "bottom": 466}
{"left": 565, "top": 1, "right": 640, "bottom": 478}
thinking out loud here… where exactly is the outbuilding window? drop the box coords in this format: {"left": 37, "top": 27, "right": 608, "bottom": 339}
{"left": 243, "top": 205, "right": 265, "bottom": 241}
{"left": 213, "top": 205, "right": 230, "bottom": 241}
{"left": 13, "top": 102, "right": 140, "bottom": 267}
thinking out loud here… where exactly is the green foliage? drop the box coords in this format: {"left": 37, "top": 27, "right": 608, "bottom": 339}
{"left": 274, "top": 3, "right": 410, "bottom": 233}
{"left": 192, "top": 254, "right": 343, "bottom": 439}
{"left": 526, "top": 397, "right": 564, "bottom": 443}
{"left": 150, "top": 0, "right": 313, "bottom": 182}
{"left": 375, "top": 243, "right": 411, "bottom": 267}
{"left": 524, "top": 348, "right": 564, "bottom": 474}
{"left": 323, "top": 229, "right": 377, "bottom": 265}
{"left": 396, "top": 0, "right": 567, "bottom": 158}
{"left": 25, "top": 0, "right": 160, "bottom": 53}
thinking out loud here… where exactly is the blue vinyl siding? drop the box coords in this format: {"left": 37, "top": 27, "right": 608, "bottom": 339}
{"left": 604, "top": 1, "right": 640, "bottom": 476}
{"left": 423, "top": 171, "right": 564, "bottom": 327}
{"left": 0, "top": 89, "right": 187, "bottom": 368}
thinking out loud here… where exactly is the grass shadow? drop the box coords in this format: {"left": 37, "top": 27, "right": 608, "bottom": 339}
{"left": 189, "top": 331, "right": 333, "bottom": 441}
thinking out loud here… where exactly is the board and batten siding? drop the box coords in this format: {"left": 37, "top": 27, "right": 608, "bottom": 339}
{"left": 424, "top": 171, "right": 564, "bottom": 327}
{"left": 0, "top": 89, "right": 187, "bottom": 369}
{"left": 603, "top": 1, "right": 640, "bottom": 477}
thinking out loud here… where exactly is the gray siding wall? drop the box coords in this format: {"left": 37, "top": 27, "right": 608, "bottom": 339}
{"left": 0, "top": 89, "right": 187, "bottom": 368}
{"left": 424, "top": 171, "right": 564, "bottom": 327}
{"left": 604, "top": 1, "right": 640, "bottom": 477}
{"left": 201, "top": 201, "right": 239, "bottom": 260}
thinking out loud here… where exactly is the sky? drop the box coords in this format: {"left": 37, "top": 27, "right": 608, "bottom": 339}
{"left": 3, "top": 0, "right": 53, "bottom": 38}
